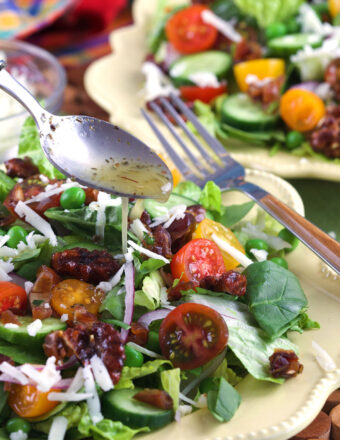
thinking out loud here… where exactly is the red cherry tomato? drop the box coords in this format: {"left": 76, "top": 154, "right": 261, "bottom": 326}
{"left": 159, "top": 303, "right": 228, "bottom": 369}
{"left": 179, "top": 84, "right": 227, "bottom": 103}
{"left": 165, "top": 5, "right": 218, "bottom": 54}
{"left": 0, "top": 282, "right": 27, "bottom": 314}
{"left": 170, "top": 238, "right": 225, "bottom": 283}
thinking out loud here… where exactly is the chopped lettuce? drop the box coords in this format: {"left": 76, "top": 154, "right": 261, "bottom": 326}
{"left": 233, "top": 0, "right": 304, "bottom": 27}
{"left": 199, "top": 181, "right": 222, "bottom": 214}
{"left": 0, "top": 170, "right": 14, "bottom": 202}
{"left": 116, "top": 359, "right": 172, "bottom": 390}
{"left": 160, "top": 368, "right": 181, "bottom": 409}
{"left": 207, "top": 377, "right": 241, "bottom": 422}
{"left": 135, "top": 270, "right": 164, "bottom": 310}
{"left": 212, "top": 359, "right": 243, "bottom": 387}
{"left": 18, "top": 117, "right": 65, "bottom": 179}
{"left": 173, "top": 181, "right": 202, "bottom": 202}
{"left": 34, "top": 403, "right": 85, "bottom": 434}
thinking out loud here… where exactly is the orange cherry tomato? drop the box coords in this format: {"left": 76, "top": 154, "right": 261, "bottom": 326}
{"left": 192, "top": 218, "right": 245, "bottom": 270}
{"left": 159, "top": 302, "right": 228, "bottom": 370}
{"left": 179, "top": 84, "right": 227, "bottom": 103}
{"left": 8, "top": 384, "right": 60, "bottom": 418}
{"left": 51, "top": 279, "right": 104, "bottom": 320}
{"left": 329, "top": 0, "right": 340, "bottom": 17}
{"left": 234, "top": 58, "right": 285, "bottom": 92}
{"left": 280, "top": 88, "right": 326, "bottom": 132}
{"left": 158, "top": 153, "right": 182, "bottom": 187}
{"left": 170, "top": 238, "right": 225, "bottom": 283}
{"left": 165, "top": 5, "right": 218, "bottom": 54}
{"left": 0, "top": 281, "right": 27, "bottom": 314}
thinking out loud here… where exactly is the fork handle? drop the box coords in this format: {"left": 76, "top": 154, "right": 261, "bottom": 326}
{"left": 236, "top": 181, "right": 340, "bottom": 275}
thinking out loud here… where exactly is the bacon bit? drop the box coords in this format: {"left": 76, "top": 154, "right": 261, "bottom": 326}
{"left": 1, "top": 310, "right": 21, "bottom": 326}
{"left": 167, "top": 280, "right": 199, "bottom": 301}
{"left": 134, "top": 389, "right": 173, "bottom": 410}
{"left": 269, "top": 349, "right": 303, "bottom": 379}
{"left": 140, "top": 210, "right": 152, "bottom": 226}
{"left": 73, "top": 305, "right": 98, "bottom": 326}
{"left": 233, "top": 38, "right": 262, "bottom": 63}
{"left": 200, "top": 271, "right": 247, "bottom": 296}
{"left": 247, "top": 76, "right": 284, "bottom": 106}
{"left": 30, "top": 266, "right": 61, "bottom": 320}
{"left": 143, "top": 225, "right": 173, "bottom": 260}
{"left": 126, "top": 322, "right": 149, "bottom": 346}
{"left": 5, "top": 157, "right": 39, "bottom": 178}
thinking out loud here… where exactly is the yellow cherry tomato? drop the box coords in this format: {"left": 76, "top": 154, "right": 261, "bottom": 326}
{"left": 280, "top": 88, "right": 326, "bottom": 132}
{"left": 234, "top": 58, "right": 285, "bottom": 92}
{"left": 158, "top": 153, "right": 182, "bottom": 187}
{"left": 192, "top": 218, "right": 245, "bottom": 270}
{"left": 329, "top": 0, "right": 340, "bottom": 17}
{"left": 8, "top": 384, "right": 60, "bottom": 418}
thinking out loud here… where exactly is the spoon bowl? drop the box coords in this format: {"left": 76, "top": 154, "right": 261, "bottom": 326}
{"left": 0, "top": 61, "right": 172, "bottom": 200}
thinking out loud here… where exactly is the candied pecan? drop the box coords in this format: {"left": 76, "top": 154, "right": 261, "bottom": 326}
{"left": 234, "top": 38, "right": 262, "bottom": 63}
{"left": 134, "top": 389, "right": 173, "bottom": 410}
{"left": 325, "top": 58, "right": 340, "bottom": 100}
{"left": 145, "top": 225, "right": 172, "bottom": 259}
{"left": 1, "top": 310, "right": 21, "bottom": 326}
{"left": 166, "top": 212, "right": 196, "bottom": 253}
{"left": 73, "top": 305, "right": 98, "bottom": 326}
{"left": 62, "top": 322, "right": 125, "bottom": 384}
{"left": 167, "top": 280, "right": 199, "bottom": 301}
{"left": 51, "top": 247, "right": 121, "bottom": 284}
{"left": 30, "top": 266, "right": 61, "bottom": 320}
{"left": 140, "top": 210, "right": 152, "bottom": 227}
{"left": 5, "top": 157, "right": 39, "bottom": 178}
{"left": 309, "top": 106, "right": 340, "bottom": 158}
{"left": 159, "top": 267, "right": 174, "bottom": 288}
{"left": 43, "top": 330, "right": 74, "bottom": 361}
{"left": 269, "top": 349, "right": 303, "bottom": 379}
{"left": 247, "top": 76, "right": 284, "bottom": 106}
{"left": 186, "top": 205, "right": 206, "bottom": 223}
{"left": 126, "top": 322, "right": 149, "bottom": 346}
{"left": 200, "top": 271, "right": 247, "bottom": 296}
{"left": 85, "top": 188, "right": 98, "bottom": 204}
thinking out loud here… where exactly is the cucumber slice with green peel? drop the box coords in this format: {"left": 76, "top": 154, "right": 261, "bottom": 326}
{"left": 144, "top": 194, "right": 196, "bottom": 218}
{"left": 220, "top": 94, "right": 279, "bottom": 131}
{"left": 0, "top": 317, "right": 66, "bottom": 348}
{"left": 102, "top": 388, "right": 174, "bottom": 429}
{"left": 268, "top": 33, "right": 323, "bottom": 56}
{"left": 169, "top": 51, "right": 232, "bottom": 86}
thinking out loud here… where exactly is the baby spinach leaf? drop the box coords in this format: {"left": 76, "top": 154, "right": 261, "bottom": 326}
{"left": 100, "top": 285, "right": 125, "bottom": 321}
{"left": 0, "top": 383, "right": 8, "bottom": 416}
{"left": 207, "top": 377, "right": 241, "bottom": 422}
{"left": 244, "top": 261, "right": 307, "bottom": 339}
{"left": 217, "top": 201, "right": 255, "bottom": 228}
{"left": 0, "top": 338, "right": 45, "bottom": 364}
{"left": 0, "top": 171, "right": 14, "bottom": 202}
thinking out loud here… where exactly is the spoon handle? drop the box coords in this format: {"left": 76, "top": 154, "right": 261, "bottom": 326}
{"left": 0, "top": 61, "right": 47, "bottom": 126}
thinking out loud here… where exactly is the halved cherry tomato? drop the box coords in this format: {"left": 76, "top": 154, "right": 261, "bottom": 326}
{"left": 180, "top": 84, "right": 227, "bottom": 103}
{"left": 158, "top": 153, "right": 182, "bottom": 187}
{"left": 170, "top": 238, "right": 225, "bottom": 283}
{"left": 0, "top": 282, "right": 27, "bottom": 314}
{"left": 329, "top": 0, "right": 340, "bottom": 17}
{"left": 280, "top": 89, "right": 326, "bottom": 132}
{"left": 51, "top": 279, "right": 104, "bottom": 320}
{"left": 192, "top": 218, "right": 245, "bottom": 270}
{"left": 8, "top": 384, "right": 60, "bottom": 418}
{"left": 159, "top": 302, "right": 228, "bottom": 370}
{"left": 234, "top": 58, "right": 285, "bottom": 92}
{"left": 165, "top": 5, "right": 218, "bottom": 54}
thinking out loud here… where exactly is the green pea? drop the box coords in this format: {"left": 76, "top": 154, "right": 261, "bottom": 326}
{"left": 146, "top": 330, "right": 161, "bottom": 354}
{"left": 278, "top": 228, "right": 299, "bottom": 253}
{"left": 285, "top": 17, "right": 300, "bottom": 34}
{"left": 6, "top": 418, "right": 31, "bottom": 434}
{"left": 199, "top": 377, "right": 216, "bottom": 394}
{"left": 245, "top": 239, "right": 269, "bottom": 254}
{"left": 7, "top": 226, "right": 28, "bottom": 248}
{"left": 60, "top": 187, "right": 86, "bottom": 209}
{"left": 270, "top": 257, "right": 288, "bottom": 269}
{"left": 285, "top": 131, "right": 304, "bottom": 150}
{"left": 265, "top": 22, "right": 287, "bottom": 40}
{"left": 124, "top": 345, "right": 144, "bottom": 367}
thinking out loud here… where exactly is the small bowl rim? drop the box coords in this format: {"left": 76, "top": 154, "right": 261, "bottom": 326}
{"left": 0, "top": 39, "right": 66, "bottom": 122}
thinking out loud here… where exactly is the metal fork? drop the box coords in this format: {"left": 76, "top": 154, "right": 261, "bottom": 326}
{"left": 141, "top": 93, "right": 340, "bottom": 275}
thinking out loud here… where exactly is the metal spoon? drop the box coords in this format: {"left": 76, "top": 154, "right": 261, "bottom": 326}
{"left": 0, "top": 61, "right": 172, "bottom": 200}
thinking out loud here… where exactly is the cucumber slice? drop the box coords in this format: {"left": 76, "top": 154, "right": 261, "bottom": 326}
{"left": 102, "top": 388, "right": 174, "bottom": 429}
{"left": 0, "top": 317, "right": 66, "bottom": 348}
{"left": 144, "top": 194, "right": 196, "bottom": 218}
{"left": 221, "top": 94, "right": 279, "bottom": 131}
{"left": 170, "top": 51, "right": 232, "bottom": 86}
{"left": 268, "top": 33, "right": 323, "bottom": 56}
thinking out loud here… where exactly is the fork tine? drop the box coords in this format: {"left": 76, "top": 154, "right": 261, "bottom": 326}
{"left": 159, "top": 97, "right": 220, "bottom": 170}
{"left": 170, "top": 93, "right": 229, "bottom": 158}
{"left": 141, "top": 108, "right": 197, "bottom": 182}
{"left": 149, "top": 101, "right": 208, "bottom": 175}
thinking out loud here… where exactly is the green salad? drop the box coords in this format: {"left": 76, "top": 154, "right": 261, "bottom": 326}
{"left": 0, "top": 118, "right": 319, "bottom": 440}
{"left": 143, "top": 0, "right": 340, "bottom": 161}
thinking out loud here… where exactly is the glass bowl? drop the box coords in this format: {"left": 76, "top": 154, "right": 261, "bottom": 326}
{"left": 0, "top": 39, "right": 66, "bottom": 160}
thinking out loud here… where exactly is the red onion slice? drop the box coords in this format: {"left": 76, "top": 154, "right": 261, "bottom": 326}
{"left": 138, "top": 309, "right": 171, "bottom": 329}
{"left": 8, "top": 272, "right": 28, "bottom": 289}
{"left": 121, "top": 261, "right": 135, "bottom": 342}
{"left": 290, "top": 82, "right": 319, "bottom": 93}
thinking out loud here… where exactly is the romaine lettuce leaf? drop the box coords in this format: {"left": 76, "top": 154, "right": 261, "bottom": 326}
{"left": 135, "top": 271, "right": 164, "bottom": 310}
{"left": 116, "top": 359, "right": 172, "bottom": 390}
{"left": 212, "top": 359, "right": 243, "bottom": 386}
{"left": 160, "top": 368, "right": 181, "bottom": 409}
{"left": 173, "top": 181, "right": 202, "bottom": 202}
{"left": 199, "top": 181, "right": 222, "bottom": 214}
{"left": 0, "top": 338, "right": 45, "bottom": 364}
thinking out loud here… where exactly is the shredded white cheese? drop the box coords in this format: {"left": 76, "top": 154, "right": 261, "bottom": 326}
{"left": 83, "top": 364, "right": 103, "bottom": 424}
{"left": 24, "top": 281, "right": 33, "bottom": 295}
{"left": 249, "top": 248, "right": 268, "bottom": 262}
{"left": 21, "top": 357, "right": 61, "bottom": 392}
{"left": 90, "top": 355, "right": 114, "bottom": 392}
{"left": 14, "top": 201, "right": 57, "bottom": 246}
{"left": 188, "top": 72, "right": 220, "bottom": 88}
{"left": 26, "top": 319, "right": 42, "bottom": 337}
{"left": 67, "top": 367, "right": 84, "bottom": 393}
{"left": 245, "top": 74, "right": 273, "bottom": 86}
{"left": 0, "top": 259, "right": 14, "bottom": 281}
{"left": 0, "top": 362, "right": 29, "bottom": 385}
{"left": 130, "top": 218, "right": 148, "bottom": 241}
{"left": 127, "top": 240, "right": 170, "bottom": 264}
{"left": 298, "top": 3, "right": 333, "bottom": 37}
{"left": 201, "top": 9, "right": 242, "bottom": 42}
{"left": 97, "top": 263, "right": 125, "bottom": 293}
{"left": 142, "top": 62, "right": 179, "bottom": 101}
{"left": 175, "top": 404, "right": 192, "bottom": 422}
{"left": 10, "top": 430, "right": 28, "bottom": 440}
{"left": 60, "top": 314, "right": 69, "bottom": 322}
{"left": 127, "top": 342, "right": 163, "bottom": 359}
{"left": 0, "top": 234, "right": 9, "bottom": 248}
{"left": 0, "top": 247, "right": 17, "bottom": 258}
{"left": 48, "top": 416, "right": 68, "bottom": 440}
{"left": 312, "top": 340, "right": 336, "bottom": 372}
{"left": 149, "top": 204, "right": 187, "bottom": 229}
{"left": 211, "top": 233, "right": 253, "bottom": 267}
{"left": 48, "top": 391, "right": 93, "bottom": 402}
{"left": 4, "top": 323, "right": 19, "bottom": 329}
